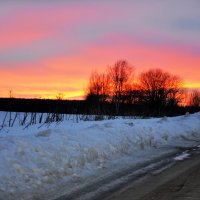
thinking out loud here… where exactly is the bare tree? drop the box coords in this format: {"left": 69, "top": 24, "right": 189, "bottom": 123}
{"left": 85, "top": 71, "right": 110, "bottom": 111}
{"left": 189, "top": 90, "right": 200, "bottom": 107}
{"left": 108, "top": 60, "right": 134, "bottom": 114}
{"left": 56, "top": 92, "right": 64, "bottom": 100}
{"left": 9, "top": 90, "right": 14, "bottom": 98}
{"left": 138, "top": 68, "right": 182, "bottom": 108}
{"left": 121, "top": 83, "right": 140, "bottom": 104}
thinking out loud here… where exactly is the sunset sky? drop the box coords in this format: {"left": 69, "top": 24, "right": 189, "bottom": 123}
{"left": 0, "top": 1, "right": 200, "bottom": 99}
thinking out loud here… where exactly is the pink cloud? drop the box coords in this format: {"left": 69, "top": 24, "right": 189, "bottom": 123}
{"left": 0, "top": 3, "right": 124, "bottom": 51}
{"left": 0, "top": 2, "right": 200, "bottom": 98}
{"left": 79, "top": 33, "right": 200, "bottom": 83}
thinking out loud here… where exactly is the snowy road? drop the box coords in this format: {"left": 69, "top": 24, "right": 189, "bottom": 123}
{"left": 54, "top": 149, "right": 179, "bottom": 200}
{"left": 102, "top": 146, "right": 200, "bottom": 200}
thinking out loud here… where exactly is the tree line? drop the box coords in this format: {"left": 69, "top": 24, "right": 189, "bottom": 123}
{"left": 85, "top": 59, "right": 200, "bottom": 116}
{"left": 1, "top": 59, "right": 199, "bottom": 117}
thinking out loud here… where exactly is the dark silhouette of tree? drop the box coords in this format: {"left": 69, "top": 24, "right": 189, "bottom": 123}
{"left": 85, "top": 71, "right": 110, "bottom": 114}
{"left": 84, "top": 62, "right": 192, "bottom": 116}
{"left": 86, "top": 71, "right": 110, "bottom": 103}
{"left": 189, "top": 90, "right": 200, "bottom": 107}
{"left": 56, "top": 92, "right": 64, "bottom": 100}
{"left": 138, "top": 68, "right": 182, "bottom": 111}
{"left": 120, "top": 84, "right": 139, "bottom": 104}
{"left": 108, "top": 60, "right": 134, "bottom": 114}
{"left": 9, "top": 90, "right": 14, "bottom": 98}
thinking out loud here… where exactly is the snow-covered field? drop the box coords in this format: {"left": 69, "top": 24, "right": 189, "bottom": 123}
{"left": 0, "top": 111, "right": 200, "bottom": 200}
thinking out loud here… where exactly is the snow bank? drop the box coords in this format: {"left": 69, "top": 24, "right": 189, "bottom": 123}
{"left": 0, "top": 112, "right": 200, "bottom": 199}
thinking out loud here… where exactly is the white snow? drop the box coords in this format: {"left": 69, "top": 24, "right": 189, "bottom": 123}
{"left": 0, "top": 111, "right": 200, "bottom": 199}
{"left": 173, "top": 152, "right": 190, "bottom": 161}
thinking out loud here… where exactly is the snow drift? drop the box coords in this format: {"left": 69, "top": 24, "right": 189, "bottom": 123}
{"left": 0, "top": 112, "right": 200, "bottom": 199}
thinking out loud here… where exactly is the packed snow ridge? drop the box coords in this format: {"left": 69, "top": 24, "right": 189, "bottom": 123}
{"left": 0, "top": 112, "right": 200, "bottom": 199}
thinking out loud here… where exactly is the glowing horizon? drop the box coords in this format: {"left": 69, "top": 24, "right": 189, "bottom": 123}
{"left": 0, "top": 1, "right": 200, "bottom": 99}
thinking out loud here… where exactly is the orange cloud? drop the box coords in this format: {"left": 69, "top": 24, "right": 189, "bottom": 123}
{"left": 1, "top": 34, "right": 200, "bottom": 99}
